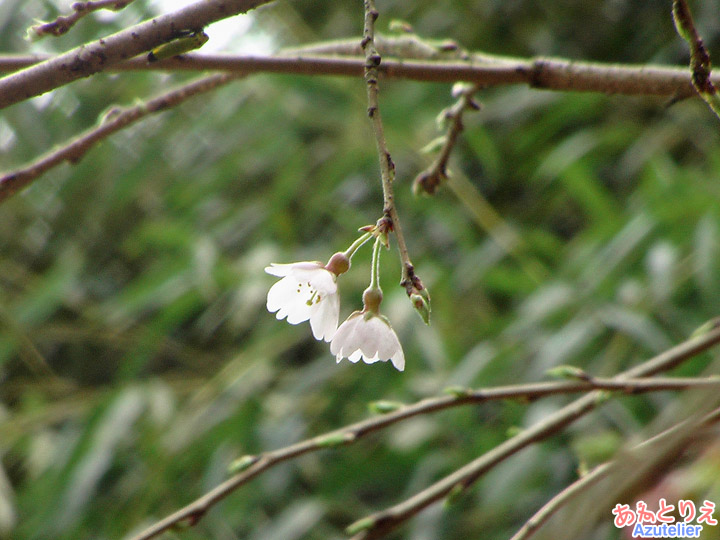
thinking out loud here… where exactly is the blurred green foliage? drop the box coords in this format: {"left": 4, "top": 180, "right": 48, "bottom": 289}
{"left": 2, "top": 1, "right": 720, "bottom": 539}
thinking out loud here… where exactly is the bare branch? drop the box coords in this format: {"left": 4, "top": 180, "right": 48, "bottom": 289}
{"left": 2, "top": 47, "right": 712, "bottom": 204}
{"left": 0, "top": 0, "right": 273, "bottom": 110}
{"left": 0, "top": 73, "right": 239, "bottom": 202}
{"left": 673, "top": 0, "right": 715, "bottom": 95}
{"left": 360, "top": 2, "right": 422, "bottom": 303}
{"left": 126, "top": 326, "right": 720, "bottom": 540}
{"left": 1, "top": 51, "right": 715, "bottom": 99}
{"left": 672, "top": 0, "right": 720, "bottom": 119}
{"left": 413, "top": 83, "right": 481, "bottom": 196}
{"left": 281, "top": 34, "right": 472, "bottom": 60}
{"left": 345, "top": 326, "right": 720, "bottom": 539}
{"left": 31, "top": 0, "right": 136, "bottom": 38}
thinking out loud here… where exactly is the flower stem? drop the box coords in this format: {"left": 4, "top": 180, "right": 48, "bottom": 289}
{"left": 370, "top": 236, "right": 382, "bottom": 290}
{"left": 343, "top": 231, "right": 374, "bottom": 259}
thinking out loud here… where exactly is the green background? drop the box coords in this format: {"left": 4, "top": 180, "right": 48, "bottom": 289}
{"left": 1, "top": 1, "right": 720, "bottom": 539}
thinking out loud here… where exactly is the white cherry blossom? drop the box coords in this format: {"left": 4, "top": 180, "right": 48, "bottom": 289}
{"left": 330, "top": 311, "right": 405, "bottom": 371}
{"left": 265, "top": 261, "right": 340, "bottom": 342}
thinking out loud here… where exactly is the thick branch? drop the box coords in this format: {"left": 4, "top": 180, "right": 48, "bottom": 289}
{"left": 0, "top": 52, "right": 714, "bottom": 99}
{"left": 4, "top": 45, "right": 712, "bottom": 203}
{"left": 0, "top": 0, "right": 272, "bottom": 110}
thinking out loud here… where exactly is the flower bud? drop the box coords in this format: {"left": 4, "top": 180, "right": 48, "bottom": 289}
{"left": 368, "top": 400, "right": 405, "bottom": 414}
{"left": 325, "top": 252, "right": 350, "bottom": 276}
{"left": 378, "top": 230, "right": 389, "bottom": 249}
{"left": 409, "top": 284, "right": 431, "bottom": 324}
{"left": 545, "top": 365, "right": 590, "bottom": 381}
{"left": 388, "top": 19, "right": 414, "bottom": 33}
{"left": 316, "top": 432, "right": 355, "bottom": 447}
{"left": 345, "top": 517, "right": 376, "bottom": 535}
{"left": 443, "top": 385, "right": 471, "bottom": 398}
{"left": 228, "top": 454, "right": 258, "bottom": 474}
{"left": 451, "top": 82, "right": 472, "bottom": 98}
{"left": 412, "top": 169, "right": 446, "bottom": 196}
{"left": 362, "top": 286, "right": 383, "bottom": 313}
{"left": 410, "top": 293, "right": 430, "bottom": 325}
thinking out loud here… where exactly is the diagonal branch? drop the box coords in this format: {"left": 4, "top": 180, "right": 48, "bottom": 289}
{"left": 126, "top": 326, "right": 720, "bottom": 540}
{"left": 508, "top": 406, "right": 720, "bottom": 540}
{"left": 413, "top": 83, "right": 481, "bottom": 196}
{"left": 345, "top": 326, "right": 720, "bottom": 539}
{"left": 31, "top": 0, "right": 137, "bottom": 38}
{"left": 0, "top": 73, "right": 240, "bottom": 202}
{"left": 0, "top": 0, "right": 273, "bottom": 110}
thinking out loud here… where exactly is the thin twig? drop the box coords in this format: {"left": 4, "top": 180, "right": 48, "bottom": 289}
{"left": 126, "top": 327, "right": 720, "bottom": 540}
{"left": 279, "top": 34, "right": 471, "bottom": 60}
{"left": 0, "top": 0, "right": 273, "bottom": 110}
{"left": 360, "top": 1, "right": 424, "bottom": 300}
{"left": 345, "top": 326, "right": 720, "bottom": 539}
{"left": 0, "top": 73, "right": 239, "bottom": 202}
{"left": 413, "top": 83, "right": 481, "bottom": 196}
{"left": 672, "top": 0, "right": 720, "bottom": 119}
{"left": 508, "top": 406, "right": 720, "bottom": 540}
{"left": 31, "top": 0, "right": 136, "bottom": 38}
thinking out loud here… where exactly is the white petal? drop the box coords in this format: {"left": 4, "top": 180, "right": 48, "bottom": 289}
{"left": 309, "top": 290, "right": 339, "bottom": 342}
{"left": 266, "top": 276, "right": 297, "bottom": 312}
{"left": 330, "top": 313, "right": 361, "bottom": 356}
{"left": 361, "top": 352, "right": 382, "bottom": 364}
{"left": 265, "top": 261, "right": 323, "bottom": 277}
{"left": 264, "top": 263, "right": 296, "bottom": 277}
{"left": 283, "top": 299, "right": 313, "bottom": 324}
{"left": 307, "top": 269, "right": 337, "bottom": 295}
{"left": 390, "top": 349, "right": 405, "bottom": 371}
{"left": 372, "top": 317, "right": 402, "bottom": 361}
{"left": 357, "top": 319, "right": 384, "bottom": 359}
{"left": 267, "top": 276, "right": 312, "bottom": 324}
{"left": 283, "top": 265, "right": 336, "bottom": 294}
{"left": 331, "top": 312, "right": 405, "bottom": 370}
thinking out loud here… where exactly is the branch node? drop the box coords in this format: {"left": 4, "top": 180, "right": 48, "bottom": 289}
{"left": 366, "top": 53, "right": 382, "bottom": 67}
